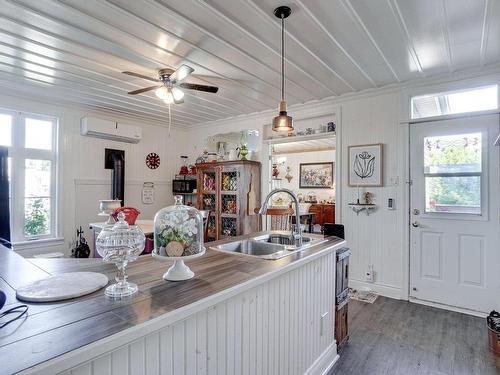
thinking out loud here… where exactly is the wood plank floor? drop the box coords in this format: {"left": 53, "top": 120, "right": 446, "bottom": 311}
{"left": 329, "top": 297, "right": 500, "bottom": 375}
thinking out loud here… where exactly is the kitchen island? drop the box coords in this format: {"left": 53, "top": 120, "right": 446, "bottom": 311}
{"left": 0, "top": 232, "right": 345, "bottom": 375}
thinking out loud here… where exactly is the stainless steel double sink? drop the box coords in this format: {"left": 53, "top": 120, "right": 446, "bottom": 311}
{"left": 210, "top": 232, "right": 327, "bottom": 260}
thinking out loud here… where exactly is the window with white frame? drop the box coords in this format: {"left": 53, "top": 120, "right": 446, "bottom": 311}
{"left": 0, "top": 109, "right": 58, "bottom": 242}
{"left": 411, "top": 85, "right": 498, "bottom": 120}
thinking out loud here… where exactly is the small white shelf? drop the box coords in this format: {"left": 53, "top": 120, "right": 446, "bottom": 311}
{"left": 265, "top": 133, "right": 336, "bottom": 155}
{"left": 348, "top": 203, "right": 376, "bottom": 215}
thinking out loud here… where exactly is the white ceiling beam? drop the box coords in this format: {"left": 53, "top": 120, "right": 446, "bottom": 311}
{"left": 439, "top": 0, "right": 453, "bottom": 73}
{"left": 244, "top": 0, "right": 357, "bottom": 91}
{"left": 6, "top": 0, "right": 272, "bottom": 114}
{"left": 387, "top": 0, "right": 426, "bottom": 77}
{"left": 341, "top": 0, "right": 401, "bottom": 83}
{"left": 0, "top": 69, "right": 194, "bottom": 125}
{"left": 99, "top": 0, "right": 293, "bottom": 105}
{"left": 296, "top": 0, "right": 377, "bottom": 88}
{"left": 89, "top": 0, "right": 307, "bottom": 103}
{"left": 193, "top": 0, "right": 339, "bottom": 96}
{"left": 0, "top": 29, "right": 255, "bottom": 119}
{"left": 480, "top": 0, "right": 492, "bottom": 67}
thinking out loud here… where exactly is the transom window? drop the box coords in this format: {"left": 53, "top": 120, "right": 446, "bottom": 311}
{"left": 424, "top": 132, "right": 482, "bottom": 215}
{"left": 411, "top": 85, "right": 498, "bottom": 119}
{"left": 0, "top": 110, "right": 58, "bottom": 242}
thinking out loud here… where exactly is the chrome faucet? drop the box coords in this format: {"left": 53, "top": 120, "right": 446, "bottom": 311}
{"left": 259, "top": 188, "right": 303, "bottom": 248}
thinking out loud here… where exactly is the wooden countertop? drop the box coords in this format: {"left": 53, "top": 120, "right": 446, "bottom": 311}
{"left": 0, "top": 233, "right": 345, "bottom": 374}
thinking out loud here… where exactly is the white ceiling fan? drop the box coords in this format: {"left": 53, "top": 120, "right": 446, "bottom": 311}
{"left": 122, "top": 64, "right": 219, "bottom": 105}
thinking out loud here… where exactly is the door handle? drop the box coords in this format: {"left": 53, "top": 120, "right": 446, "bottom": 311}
{"left": 412, "top": 221, "right": 420, "bottom": 228}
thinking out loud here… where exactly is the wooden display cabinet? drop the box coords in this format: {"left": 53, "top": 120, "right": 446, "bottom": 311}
{"left": 196, "top": 160, "right": 261, "bottom": 241}
{"left": 308, "top": 203, "right": 335, "bottom": 227}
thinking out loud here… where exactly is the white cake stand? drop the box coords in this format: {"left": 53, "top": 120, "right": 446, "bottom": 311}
{"left": 152, "top": 247, "right": 206, "bottom": 281}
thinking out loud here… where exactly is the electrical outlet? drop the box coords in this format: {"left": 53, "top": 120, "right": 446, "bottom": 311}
{"left": 366, "top": 264, "right": 374, "bottom": 282}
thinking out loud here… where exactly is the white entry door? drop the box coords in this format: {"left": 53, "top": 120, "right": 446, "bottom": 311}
{"left": 409, "top": 114, "right": 500, "bottom": 314}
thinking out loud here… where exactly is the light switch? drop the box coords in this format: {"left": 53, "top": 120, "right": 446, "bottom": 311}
{"left": 320, "top": 311, "right": 329, "bottom": 336}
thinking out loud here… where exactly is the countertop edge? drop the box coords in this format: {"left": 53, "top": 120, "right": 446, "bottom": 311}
{"left": 20, "top": 238, "right": 346, "bottom": 375}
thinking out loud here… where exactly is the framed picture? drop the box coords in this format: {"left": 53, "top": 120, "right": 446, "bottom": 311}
{"left": 299, "top": 162, "right": 334, "bottom": 189}
{"left": 348, "top": 143, "right": 383, "bottom": 186}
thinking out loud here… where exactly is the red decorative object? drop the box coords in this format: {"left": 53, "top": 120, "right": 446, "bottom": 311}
{"left": 146, "top": 152, "right": 160, "bottom": 169}
{"left": 111, "top": 207, "right": 140, "bottom": 225}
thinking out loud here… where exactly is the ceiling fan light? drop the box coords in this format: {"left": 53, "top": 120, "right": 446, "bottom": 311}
{"left": 172, "top": 87, "right": 184, "bottom": 101}
{"left": 155, "top": 86, "right": 169, "bottom": 100}
{"left": 163, "top": 93, "right": 174, "bottom": 105}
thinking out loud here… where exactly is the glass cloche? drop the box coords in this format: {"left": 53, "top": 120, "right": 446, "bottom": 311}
{"left": 96, "top": 212, "right": 145, "bottom": 297}
{"left": 154, "top": 195, "right": 204, "bottom": 257}
{"left": 152, "top": 195, "right": 205, "bottom": 281}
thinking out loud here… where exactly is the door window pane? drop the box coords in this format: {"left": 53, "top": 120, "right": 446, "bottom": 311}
{"left": 425, "top": 176, "right": 481, "bottom": 214}
{"left": 424, "top": 132, "right": 482, "bottom": 215}
{"left": 24, "top": 197, "right": 50, "bottom": 236}
{"left": 25, "top": 159, "right": 51, "bottom": 197}
{"left": 424, "top": 133, "right": 481, "bottom": 173}
{"left": 0, "top": 114, "right": 12, "bottom": 147}
{"left": 25, "top": 118, "right": 52, "bottom": 150}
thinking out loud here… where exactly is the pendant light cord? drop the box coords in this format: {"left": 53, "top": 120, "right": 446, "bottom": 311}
{"left": 281, "top": 15, "right": 285, "bottom": 102}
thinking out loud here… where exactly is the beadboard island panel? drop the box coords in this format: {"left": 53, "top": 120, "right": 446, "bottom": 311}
{"left": 61, "top": 251, "right": 336, "bottom": 375}
{"left": 0, "top": 233, "right": 344, "bottom": 375}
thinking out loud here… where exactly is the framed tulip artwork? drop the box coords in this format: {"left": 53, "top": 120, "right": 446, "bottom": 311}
{"left": 348, "top": 143, "right": 383, "bottom": 186}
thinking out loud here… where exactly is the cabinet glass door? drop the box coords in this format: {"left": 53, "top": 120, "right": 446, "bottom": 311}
{"left": 219, "top": 168, "right": 239, "bottom": 237}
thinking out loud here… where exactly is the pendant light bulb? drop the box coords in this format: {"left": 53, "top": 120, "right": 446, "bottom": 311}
{"left": 272, "top": 6, "right": 293, "bottom": 132}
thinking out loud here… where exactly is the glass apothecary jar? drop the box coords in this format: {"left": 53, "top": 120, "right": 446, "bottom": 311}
{"left": 152, "top": 196, "right": 205, "bottom": 281}
{"left": 96, "top": 212, "right": 145, "bottom": 298}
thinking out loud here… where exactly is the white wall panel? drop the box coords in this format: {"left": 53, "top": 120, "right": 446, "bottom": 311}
{"left": 59, "top": 252, "right": 337, "bottom": 375}
{"left": 0, "top": 92, "right": 187, "bottom": 257}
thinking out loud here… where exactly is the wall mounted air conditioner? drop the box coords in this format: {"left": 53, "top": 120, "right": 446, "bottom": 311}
{"left": 80, "top": 117, "right": 142, "bottom": 144}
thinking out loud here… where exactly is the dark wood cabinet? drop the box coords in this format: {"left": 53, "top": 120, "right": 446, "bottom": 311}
{"left": 308, "top": 203, "right": 335, "bottom": 226}
{"left": 196, "top": 160, "right": 261, "bottom": 241}
{"left": 335, "top": 303, "right": 349, "bottom": 351}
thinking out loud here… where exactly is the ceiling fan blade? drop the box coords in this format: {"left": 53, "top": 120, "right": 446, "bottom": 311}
{"left": 174, "top": 98, "right": 184, "bottom": 104}
{"left": 170, "top": 65, "right": 194, "bottom": 82}
{"left": 122, "top": 71, "right": 158, "bottom": 82}
{"left": 127, "top": 86, "right": 161, "bottom": 95}
{"left": 180, "top": 82, "right": 219, "bottom": 93}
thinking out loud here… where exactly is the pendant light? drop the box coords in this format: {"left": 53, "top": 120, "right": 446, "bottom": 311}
{"left": 272, "top": 6, "right": 293, "bottom": 132}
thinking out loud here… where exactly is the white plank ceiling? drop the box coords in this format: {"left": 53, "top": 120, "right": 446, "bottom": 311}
{"left": 0, "top": 0, "right": 499, "bottom": 127}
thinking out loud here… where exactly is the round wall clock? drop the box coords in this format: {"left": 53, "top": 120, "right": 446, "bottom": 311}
{"left": 145, "top": 152, "right": 160, "bottom": 169}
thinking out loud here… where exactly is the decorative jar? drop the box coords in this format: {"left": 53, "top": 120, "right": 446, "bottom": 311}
{"left": 153, "top": 195, "right": 205, "bottom": 280}
{"left": 96, "top": 212, "right": 145, "bottom": 297}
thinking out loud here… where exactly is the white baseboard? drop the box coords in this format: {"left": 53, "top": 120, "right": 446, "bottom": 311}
{"left": 349, "top": 278, "right": 403, "bottom": 300}
{"left": 305, "top": 342, "right": 339, "bottom": 375}
{"left": 409, "top": 297, "right": 487, "bottom": 318}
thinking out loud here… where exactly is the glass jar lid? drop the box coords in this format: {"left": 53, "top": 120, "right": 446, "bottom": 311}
{"left": 96, "top": 212, "right": 145, "bottom": 261}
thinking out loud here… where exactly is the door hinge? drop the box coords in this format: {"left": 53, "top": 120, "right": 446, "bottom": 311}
{"left": 406, "top": 180, "right": 413, "bottom": 185}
